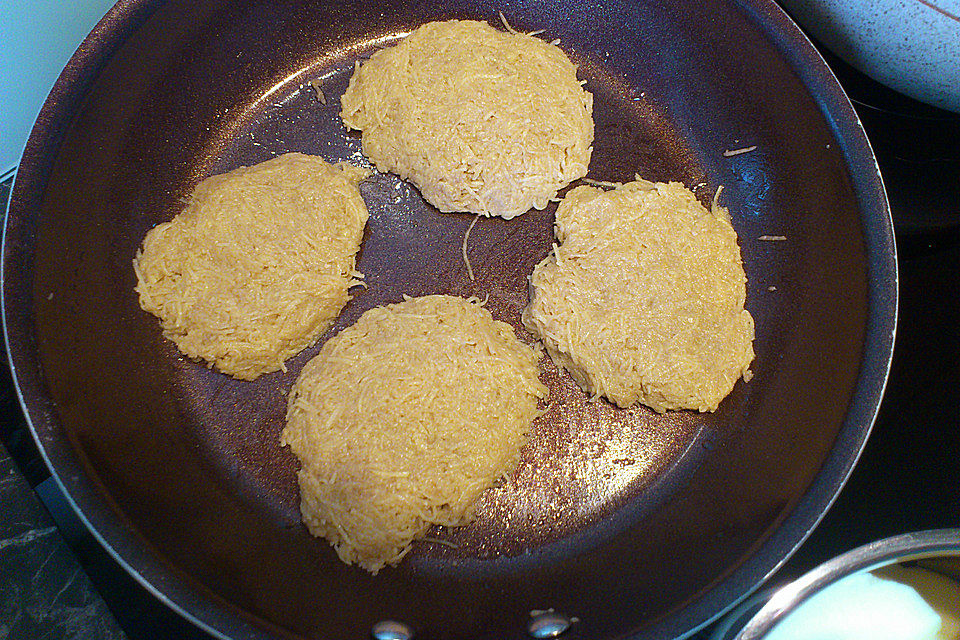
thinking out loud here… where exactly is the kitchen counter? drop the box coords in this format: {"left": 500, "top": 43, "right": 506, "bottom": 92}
{"left": 0, "top": 443, "right": 125, "bottom": 639}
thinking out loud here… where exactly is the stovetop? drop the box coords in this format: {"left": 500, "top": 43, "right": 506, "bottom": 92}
{"left": 1, "top": 42, "right": 958, "bottom": 640}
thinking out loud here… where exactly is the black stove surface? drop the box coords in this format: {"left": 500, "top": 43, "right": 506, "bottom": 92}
{"left": 1, "top": 43, "right": 958, "bottom": 640}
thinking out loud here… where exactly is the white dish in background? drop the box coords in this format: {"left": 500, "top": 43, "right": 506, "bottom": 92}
{"left": 0, "top": 0, "right": 116, "bottom": 179}
{"left": 777, "top": 0, "right": 960, "bottom": 113}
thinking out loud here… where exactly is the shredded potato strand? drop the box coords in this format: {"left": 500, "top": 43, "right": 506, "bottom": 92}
{"left": 462, "top": 213, "right": 481, "bottom": 281}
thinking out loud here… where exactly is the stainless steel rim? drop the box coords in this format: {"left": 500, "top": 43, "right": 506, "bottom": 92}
{"left": 735, "top": 529, "right": 960, "bottom": 640}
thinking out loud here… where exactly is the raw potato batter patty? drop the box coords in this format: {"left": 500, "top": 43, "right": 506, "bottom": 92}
{"left": 340, "top": 20, "right": 594, "bottom": 219}
{"left": 522, "top": 180, "right": 755, "bottom": 413}
{"left": 281, "top": 295, "right": 548, "bottom": 573}
{"left": 133, "top": 153, "right": 369, "bottom": 380}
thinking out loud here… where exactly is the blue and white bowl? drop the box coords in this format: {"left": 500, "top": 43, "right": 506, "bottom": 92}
{"left": 777, "top": 0, "right": 960, "bottom": 113}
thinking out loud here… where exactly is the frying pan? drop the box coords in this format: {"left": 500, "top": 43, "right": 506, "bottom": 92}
{"left": 2, "top": 0, "right": 896, "bottom": 638}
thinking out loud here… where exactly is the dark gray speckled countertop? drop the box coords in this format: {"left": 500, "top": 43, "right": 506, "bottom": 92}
{"left": 0, "top": 445, "right": 126, "bottom": 639}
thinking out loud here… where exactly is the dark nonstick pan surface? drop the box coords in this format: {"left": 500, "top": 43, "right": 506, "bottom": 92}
{"left": 2, "top": 0, "right": 896, "bottom": 638}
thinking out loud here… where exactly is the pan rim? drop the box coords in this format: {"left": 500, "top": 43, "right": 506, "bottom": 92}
{"left": 1, "top": 0, "right": 897, "bottom": 638}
